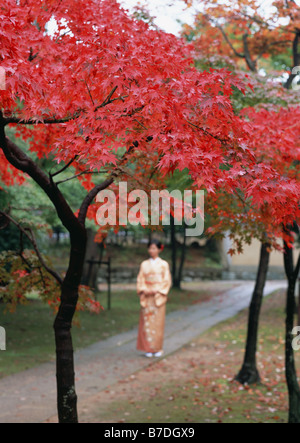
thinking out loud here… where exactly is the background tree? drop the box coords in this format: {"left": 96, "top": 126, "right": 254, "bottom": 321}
{"left": 184, "top": 0, "right": 300, "bottom": 86}
{"left": 207, "top": 104, "right": 300, "bottom": 420}
{"left": 183, "top": 0, "right": 300, "bottom": 391}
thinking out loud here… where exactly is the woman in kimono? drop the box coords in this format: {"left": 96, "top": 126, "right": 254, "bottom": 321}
{"left": 137, "top": 240, "right": 172, "bottom": 358}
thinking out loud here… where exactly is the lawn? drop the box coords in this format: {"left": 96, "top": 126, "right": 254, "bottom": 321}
{"left": 0, "top": 286, "right": 221, "bottom": 378}
{"left": 44, "top": 242, "right": 222, "bottom": 273}
{"left": 78, "top": 289, "right": 298, "bottom": 424}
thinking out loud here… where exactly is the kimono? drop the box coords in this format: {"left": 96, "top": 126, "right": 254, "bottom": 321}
{"left": 136, "top": 257, "right": 172, "bottom": 353}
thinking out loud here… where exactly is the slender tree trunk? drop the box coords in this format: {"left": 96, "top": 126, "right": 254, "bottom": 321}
{"left": 148, "top": 230, "right": 152, "bottom": 246}
{"left": 298, "top": 278, "right": 300, "bottom": 328}
{"left": 284, "top": 241, "right": 300, "bottom": 423}
{"left": 82, "top": 229, "right": 101, "bottom": 286}
{"left": 176, "top": 226, "right": 187, "bottom": 290}
{"left": 243, "top": 34, "right": 258, "bottom": 73}
{"left": 54, "top": 228, "right": 87, "bottom": 423}
{"left": 171, "top": 215, "right": 179, "bottom": 288}
{"left": 235, "top": 242, "right": 270, "bottom": 385}
{"left": 93, "top": 241, "right": 104, "bottom": 293}
{"left": 286, "top": 276, "right": 300, "bottom": 423}
{"left": 285, "top": 31, "right": 300, "bottom": 90}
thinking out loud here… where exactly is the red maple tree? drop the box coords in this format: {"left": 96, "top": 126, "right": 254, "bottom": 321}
{"left": 207, "top": 102, "right": 300, "bottom": 420}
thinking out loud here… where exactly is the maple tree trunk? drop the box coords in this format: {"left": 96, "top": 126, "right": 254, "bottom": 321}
{"left": 177, "top": 227, "right": 187, "bottom": 291}
{"left": 171, "top": 216, "right": 187, "bottom": 290}
{"left": 285, "top": 278, "right": 300, "bottom": 423}
{"left": 243, "top": 34, "right": 257, "bottom": 73}
{"left": 235, "top": 242, "right": 270, "bottom": 385}
{"left": 285, "top": 31, "right": 300, "bottom": 89}
{"left": 298, "top": 278, "right": 300, "bottom": 328}
{"left": 54, "top": 229, "right": 87, "bottom": 423}
{"left": 171, "top": 215, "right": 179, "bottom": 288}
{"left": 284, "top": 242, "right": 300, "bottom": 424}
{"left": 82, "top": 228, "right": 101, "bottom": 286}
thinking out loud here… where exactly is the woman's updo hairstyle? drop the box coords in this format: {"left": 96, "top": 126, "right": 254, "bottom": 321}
{"left": 148, "top": 239, "right": 163, "bottom": 250}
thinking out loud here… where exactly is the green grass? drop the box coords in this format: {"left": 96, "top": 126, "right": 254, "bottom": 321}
{"left": 0, "top": 288, "right": 213, "bottom": 378}
{"left": 44, "top": 242, "right": 221, "bottom": 271}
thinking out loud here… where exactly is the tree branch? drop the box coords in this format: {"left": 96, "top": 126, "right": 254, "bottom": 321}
{"left": 56, "top": 170, "right": 105, "bottom": 186}
{"left": 95, "top": 86, "right": 118, "bottom": 112}
{"left": 50, "top": 156, "right": 79, "bottom": 178}
{"left": 254, "top": 40, "right": 292, "bottom": 62}
{"left": 0, "top": 211, "right": 63, "bottom": 286}
{"left": 0, "top": 112, "right": 84, "bottom": 235}
{"left": 242, "top": 33, "right": 257, "bottom": 72}
{"left": 77, "top": 143, "right": 137, "bottom": 224}
{"left": 233, "top": 189, "right": 252, "bottom": 211}
{"left": 3, "top": 86, "right": 120, "bottom": 126}
{"left": 28, "top": 47, "right": 39, "bottom": 62}
{"left": 242, "top": 12, "right": 297, "bottom": 36}
{"left": 19, "top": 230, "right": 33, "bottom": 270}
{"left": 186, "top": 119, "right": 229, "bottom": 144}
{"left": 78, "top": 177, "right": 115, "bottom": 225}
{"left": 3, "top": 112, "right": 81, "bottom": 126}
{"left": 3, "top": 85, "right": 127, "bottom": 127}
{"left": 204, "top": 14, "right": 246, "bottom": 59}
{"left": 85, "top": 80, "right": 95, "bottom": 107}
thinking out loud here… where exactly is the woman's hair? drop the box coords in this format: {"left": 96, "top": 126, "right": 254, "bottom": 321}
{"left": 148, "top": 239, "right": 163, "bottom": 250}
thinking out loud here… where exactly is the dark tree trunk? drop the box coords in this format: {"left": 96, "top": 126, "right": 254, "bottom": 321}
{"left": 286, "top": 276, "right": 300, "bottom": 423}
{"left": 171, "top": 215, "right": 179, "bottom": 288}
{"left": 82, "top": 229, "right": 101, "bottom": 286}
{"left": 284, "top": 241, "right": 300, "bottom": 423}
{"left": 55, "top": 228, "right": 61, "bottom": 244}
{"left": 243, "top": 34, "right": 258, "bottom": 73}
{"left": 54, "top": 228, "right": 87, "bottom": 423}
{"left": 235, "top": 242, "right": 270, "bottom": 385}
{"left": 171, "top": 215, "right": 187, "bottom": 289}
{"left": 298, "top": 277, "right": 300, "bottom": 329}
{"left": 285, "top": 31, "right": 300, "bottom": 89}
{"left": 176, "top": 226, "right": 187, "bottom": 290}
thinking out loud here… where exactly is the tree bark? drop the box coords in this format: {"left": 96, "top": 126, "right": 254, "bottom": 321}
{"left": 298, "top": 277, "right": 300, "bottom": 328}
{"left": 82, "top": 229, "right": 101, "bottom": 286}
{"left": 242, "top": 34, "right": 258, "bottom": 73}
{"left": 284, "top": 240, "right": 300, "bottom": 423}
{"left": 285, "top": 31, "right": 300, "bottom": 90}
{"left": 54, "top": 228, "right": 87, "bottom": 423}
{"left": 171, "top": 215, "right": 178, "bottom": 288}
{"left": 235, "top": 242, "right": 270, "bottom": 385}
{"left": 176, "top": 226, "right": 187, "bottom": 290}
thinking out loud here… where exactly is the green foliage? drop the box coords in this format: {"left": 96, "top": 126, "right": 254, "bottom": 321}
{"left": 0, "top": 248, "right": 100, "bottom": 315}
{"left": 0, "top": 249, "right": 60, "bottom": 312}
{"left": 268, "top": 51, "right": 293, "bottom": 72}
{"left": 0, "top": 224, "right": 31, "bottom": 252}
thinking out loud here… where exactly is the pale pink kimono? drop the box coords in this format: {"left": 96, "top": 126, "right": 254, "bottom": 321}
{"left": 137, "top": 258, "right": 172, "bottom": 353}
